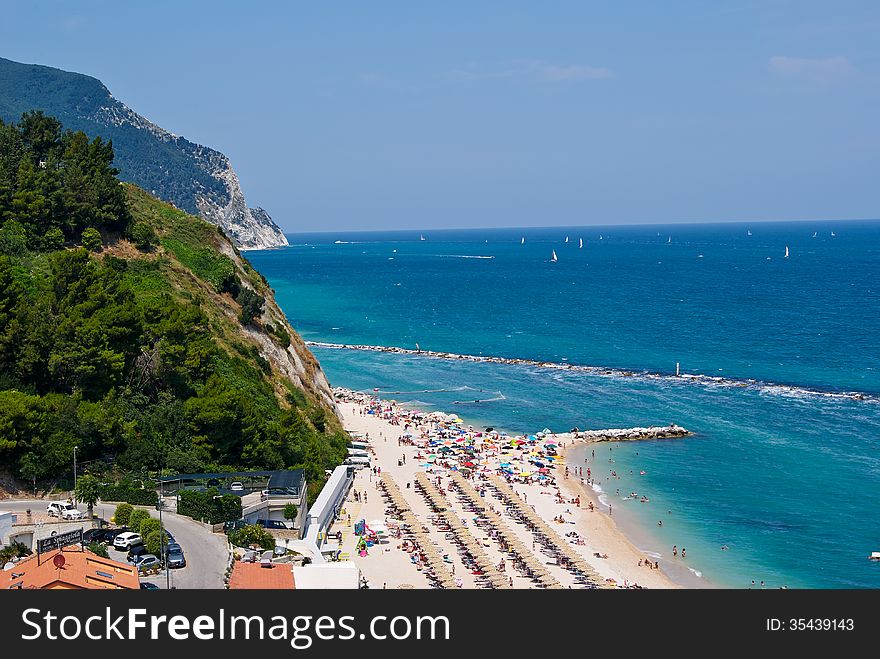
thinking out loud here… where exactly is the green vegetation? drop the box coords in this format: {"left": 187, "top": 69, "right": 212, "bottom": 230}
{"left": 0, "top": 113, "right": 348, "bottom": 494}
{"left": 0, "top": 111, "right": 130, "bottom": 253}
{"left": 0, "top": 540, "right": 31, "bottom": 564}
{"left": 228, "top": 524, "right": 275, "bottom": 551}
{"left": 283, "top": 503, "right": 298, "bottom": 524}
{"left": 113, "top": 502, "right": 134, "bottom": 526}
{"left": 139, "top": 517, "right": 162, "bottom": 540}
{"left": 127, "top": 509, "right": 150, "bottom": 534}
{"left": 100, "top": 481, "right": 158, "bottom": 507}
{"left": 177, "top": 489, "right": 242, "bottom": 524}
{"left": 144, "top": 530, "right": 168, "bottom": 556}
{"left": 0, "top": 57, "right": 228, "bottom": 219}
{"left": 74, "top": 474, "right": 100, "bottom": 517}
{"left": 87, "top": 541, "right": 109, "bottom": 558}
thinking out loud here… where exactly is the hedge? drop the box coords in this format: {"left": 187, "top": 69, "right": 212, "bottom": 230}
{"left": 177, "top": 488, "right": 242, "bottom": 525}
{"left": 99, "top": 483, "right": 158, "bottom": 506}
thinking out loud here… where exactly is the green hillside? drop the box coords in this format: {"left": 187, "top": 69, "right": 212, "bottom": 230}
{"left": 0, "top": 113, "right": 346, "bottom": 498}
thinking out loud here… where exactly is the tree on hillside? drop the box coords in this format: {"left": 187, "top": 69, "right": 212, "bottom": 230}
{"left": 236, "top": 287, "right": 265, "bottom": 325}
{"left": 283, "top": 503, "right": 298, "bottom": 527}
{"left": 18, "top": 111, "right": 62, "bottom": 162}
{"left": 81, "top": 227, "right": 102, "bottom": 252}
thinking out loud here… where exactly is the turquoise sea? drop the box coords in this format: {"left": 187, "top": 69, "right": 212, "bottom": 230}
{"left": 248, "top": 221, "right": 880, "bottom": 588}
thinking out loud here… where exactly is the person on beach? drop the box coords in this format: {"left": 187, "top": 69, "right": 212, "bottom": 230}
{"left": 681, "top": 548, "right": 686, "bottom": 558}
{"left": 672, "top": 545, "right": 677, "bottom": 557}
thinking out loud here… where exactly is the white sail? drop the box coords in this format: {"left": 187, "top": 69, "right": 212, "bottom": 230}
{"left": 599, "top": 235, "right": 603, "bottom": 240}
{"left": 565, "top": 236, "right": 569, "bottom": 243}
{"left": 747, "top": 230, "right": 752, "bottom": 236}
{"left": 579, "top": 238, "right": 583, "bottom": 249}
{"left": 420, "top": 234, "right": 426, "bottom": 241}
{"left": 521, "top": 237, "right": 525, "bottom": 245}
{"left": 812, "top": 232, "right": 817, "bottom": 238}
{"left": 831, "top": 231, "right": 836, "bottom": 237}
{"left": 784, "top": 246, "right": 790, "bottom": 258}
{"left": 551, "top": 250, "right": 558, "bottom": 262}
{"left": 667, "top": 236, "right": 671, "bottom": 244}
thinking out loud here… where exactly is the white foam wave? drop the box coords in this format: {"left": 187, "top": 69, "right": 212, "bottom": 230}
{"left": 437, "top": 254, "right": 496, "bottom": 259}
{"left": 306, "top": 341, "right": 880, "bottom": 404}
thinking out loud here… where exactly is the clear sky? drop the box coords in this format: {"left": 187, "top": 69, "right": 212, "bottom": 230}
{"left": 2, "top": 1, "right": 878, "bottom": 231}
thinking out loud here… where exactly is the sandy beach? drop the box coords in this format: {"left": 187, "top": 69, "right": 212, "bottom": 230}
{"left": 329, "top": 388, "right": 681, "bottom": 589}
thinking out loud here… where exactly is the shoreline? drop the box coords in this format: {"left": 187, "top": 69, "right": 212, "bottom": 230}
{"left": 333, "top": 387, "right": 696, "bottom": 589}
{"left": 559, "top": 443, "right": 712, "bottom": 589}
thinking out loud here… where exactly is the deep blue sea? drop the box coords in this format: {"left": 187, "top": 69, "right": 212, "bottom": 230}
{"left": 248, "top": 221, "right": 880, "bottom": 588}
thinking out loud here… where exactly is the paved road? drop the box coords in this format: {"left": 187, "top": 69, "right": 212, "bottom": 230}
{"left": 0, "top": 499, "right": 229, "bottom": 589}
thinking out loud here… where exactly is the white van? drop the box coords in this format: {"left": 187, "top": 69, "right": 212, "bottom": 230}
{"left": 347, "top": 448, "right": 369, "bottom": 457}
{"left": 349, "top": 441, "right": 370, "bottom": 450}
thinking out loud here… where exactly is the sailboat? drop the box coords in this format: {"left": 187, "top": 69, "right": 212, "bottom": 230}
{"left": 812, "top": 232, "right": 817, "bottom": 238}
{"left": 521, "top": 237, "right": 525, "bottom": 245}
{"left": 599, "top": 235, "right": 603, "bottom": 240}
{"left": 420, "top": 234, "right": 426, "bottom": 241}
{"left": 747, "top": 230, "right": 752, "bottom": 236}
{"left": 667, "top": 236, "right": 671, "bottom": 244}
{"left": 579, "top": 238, "right": 583, "bottom": 249}
{"left": 550, "top": 250, "right": 558, "bottom": 263}
{"left": 565, "top": 236, "right": 570, "bottom": 243}
{"left": 831, "top": 231, "right": 836, "bottom": 237}
{"left": 784, "top": 246, "right": 790, "bottom": 259}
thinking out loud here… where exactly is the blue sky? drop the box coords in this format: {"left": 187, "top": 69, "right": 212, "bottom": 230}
{"left": 2, "top": 1, "right": 878, "bottom": 231}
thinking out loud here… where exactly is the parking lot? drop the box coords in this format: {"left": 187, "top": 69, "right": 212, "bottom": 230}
{"left": 1, "top": 499, "right": 230, "bottom": 589}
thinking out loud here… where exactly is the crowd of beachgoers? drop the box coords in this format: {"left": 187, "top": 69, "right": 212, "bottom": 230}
{"left": 331, "top": 387, "right": 680, "bottom": 589}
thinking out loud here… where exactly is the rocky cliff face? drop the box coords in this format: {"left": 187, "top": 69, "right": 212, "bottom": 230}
{"left": 91, "top": 98, "right": 288, "bottom": 250}
{"left": 0, "top": 57, "right": 288, "bottom": 250}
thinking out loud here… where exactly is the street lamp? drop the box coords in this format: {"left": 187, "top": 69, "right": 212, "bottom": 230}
{"left": 73, "top": 446, "right": 78, "bottom": 505}
{"left": 158, "top": 477, "right": 171, "bottom": 590}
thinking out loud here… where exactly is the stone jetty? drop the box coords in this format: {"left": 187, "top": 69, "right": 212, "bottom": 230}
{"left": 568, "top": 424, "right": 691, "bottom": 442}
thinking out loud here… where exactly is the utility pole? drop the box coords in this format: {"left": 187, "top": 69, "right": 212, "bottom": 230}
{"left": 158, "top": 475, "right": 170, "bottom": 589}
{"left": 73, "top": 446, "right": 78, "bottom": 505}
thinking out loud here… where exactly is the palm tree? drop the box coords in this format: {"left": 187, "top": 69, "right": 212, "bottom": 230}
{"left": 74, "top": 474, "right": 100, "bottom": 519}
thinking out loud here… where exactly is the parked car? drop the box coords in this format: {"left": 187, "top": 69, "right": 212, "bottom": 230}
{"left": 113, "top": 532, "right": 142, "bottom": 550}
{"left": 128, "top": 543, "right": 149, "bottom": 562}
{"left": 223, "top": 519, "right": 247, "bottom": 532}
{"left": 166, "top": 549, "right": 186, "bottom": 569}
{"left": 230, "top": 481, "right": 244, "bottom": 492}
{"left": 46, "top": 501, "right": 83, "bottom": 519}
{"left": 83, "top": 528, "right": 110, "bottom": 543}
{"left": 140, "top": 582, "right": 160, "bottom": 590}
{"left": 101, "top": 528, "right": 129, "bottom": 545}
{"left": 134, "top": 554, "right": 161, "bottom": 571}
{"left": 256, "top": 519, "right": 288, "bottom": 530}
{"left": 163, "top": 542, "right": 182, "bottom": 557}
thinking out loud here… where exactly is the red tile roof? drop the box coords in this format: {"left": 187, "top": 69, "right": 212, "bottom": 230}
{"left": 0, "top": 547, "right": 139, "bottom": 590}
{"left": 229, "top": 561, "right": 295, "bottom": 589}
